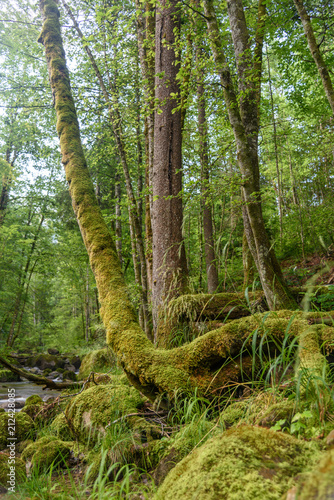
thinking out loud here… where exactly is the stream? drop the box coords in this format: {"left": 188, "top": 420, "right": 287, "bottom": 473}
{"left": 0, "top": 380, "right": 61, "bottom": 411}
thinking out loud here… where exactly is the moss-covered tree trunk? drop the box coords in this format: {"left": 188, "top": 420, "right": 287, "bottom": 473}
{"left": 203, "top": 0, "right": 297, "bottom": 311}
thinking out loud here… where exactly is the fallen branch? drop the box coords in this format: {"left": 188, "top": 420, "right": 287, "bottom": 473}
{"left": 0, "top": 355, "right": 82, "bottom": 390}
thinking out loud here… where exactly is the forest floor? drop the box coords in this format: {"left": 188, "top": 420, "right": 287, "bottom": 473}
{"left": 1, "top": 251, "right": 334, "bottom": 499}
{"left": 282, "top": 246, "right": 334, "bottom": 287}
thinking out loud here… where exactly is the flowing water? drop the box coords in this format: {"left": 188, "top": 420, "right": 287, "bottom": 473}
{"left": 0, "top": 380, "right": 61, "bottom": 411}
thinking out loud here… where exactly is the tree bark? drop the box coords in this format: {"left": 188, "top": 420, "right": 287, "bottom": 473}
{"left": 203, "top": 0, "right": 297, "bottom": 310}
{"left": 197, "top": 61, "right": 219, "bottom": 293}
{"left": 293, "top": 0, "right": 334, "bottom": 115}
{"left": 114, "top": 172, "right": 122, "bottom": 266}
{"left": 135, "top": 0, "right": 155, "bottom": 293}
{"left": 152, "top": 0, "right": 188, "bottom": 340}
{"left": 267, "top": 50, "right": 283, "bottom": 244}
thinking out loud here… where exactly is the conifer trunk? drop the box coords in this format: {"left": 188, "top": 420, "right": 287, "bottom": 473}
{"left": 152, "top": 0, "right": 188, "bottom": 339}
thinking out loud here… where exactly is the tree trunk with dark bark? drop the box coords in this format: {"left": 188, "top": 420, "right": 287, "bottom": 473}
{"left": 197, "top": 65, "right": 219, "bottom": 293}
{"left": 152, "top": 0, "right": 188, "bottom": 341}
{"left": 203, "top": 0, "right": 297, "bottom": 311}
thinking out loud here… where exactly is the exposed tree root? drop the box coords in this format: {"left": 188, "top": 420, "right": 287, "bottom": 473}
{"left": 166, "top": 287, "right": 333, "bottom": 324}
{"left": 113, "top": 310, "right": 334, "bottom": 403}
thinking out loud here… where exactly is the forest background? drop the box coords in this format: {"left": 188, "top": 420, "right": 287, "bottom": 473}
{"left": 1, "top": 0, "right": 334, "bottom": 355}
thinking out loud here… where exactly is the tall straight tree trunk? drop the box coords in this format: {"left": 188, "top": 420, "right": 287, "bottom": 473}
{"left": 197, "top": 64, "right": 219, "bottom": 293}
{"left": 293, "top": 0, "right": 334, "bottom": 115}
{"left": 135, "top": 0, "right": 155, "bottom": 294}
{"left": 152, "top": 0, "right": 188, "bottom": 339}
{"left": 267, "top": 51, "right": 283, "bottom": 244}
{"left": 203, "top": 0, "right": 297, "bottom": 310}
{"left": 7, "top": 214, "right": 44, "bottom": 346}
{"left": 114, "top": 172, "right": 122, "bottom": 266}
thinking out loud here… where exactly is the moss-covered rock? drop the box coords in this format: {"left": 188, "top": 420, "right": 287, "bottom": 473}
{"left": 21, "top": 403, "right": 43, "bottom": 420}
{"left": 219, "top": 400, "right": 249, "bottom": 428}
{"left": 24, "top": 395, "right": 43, "bottom": 406}
{"left": 0, "top": 369, "right": 20, "bottom": 382}
{"left": 63, "top": 369, "right": 77, "bottom": 381}
{"left": 21, "top": 435, "right": 71, "bottom": 472}
{"left": 155, "top": 425, "right": 322, "bottom": 500}
{"left": 78, "top": 348, "right": 115, "bottom": 379}
{"left": 151, "top": 419, "right": 218, "bottom": 486}
{"left": 65, "top": 383, "right": 145, "bottom": 443}
{"left": 0, "top": 451, "right": 26, "bottom": 487}
{"left": 50, "top": 413, "right": 73, "bottom": 441}
{"left": 218, "top": 395, "right": 297, "bottom": 431}
{"left": 257, "top": 400, "right": 296, "bottom": 427}
{"left": 16, "top": 439, "right": 34, "bottom": 453}
{"left": 21, "top": 395, "right": 44, "bottom": 420}
{"left": 293, "top": 448, "right": 334, "bottom": 499}
{"left": 32, "top": 353, "right": 57, "bottom": 371}
{"left": 70, "top": 355, "right": 81, "bottom": 370}
{"left": 0, "top": 412, "right": 35, "bottom": 451}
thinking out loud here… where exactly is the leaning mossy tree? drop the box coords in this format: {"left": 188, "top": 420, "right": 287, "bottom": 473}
{"left": 37, "top": 0, "right": 334, "bottom": 404}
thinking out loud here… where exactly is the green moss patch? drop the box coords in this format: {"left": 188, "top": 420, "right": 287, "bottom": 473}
{"left": 78, "top": 348, "right": 115, "bottom": 379}
{"left": 0, "top": 451, "right": 26, "bottom": 487}
{"left": 155, "top": 425, "right": 322, "bottom": 500}
{"left": 0, "top": 369, "right": 20, "bottom": 382}
{"left": 24, "top": 395, "right": 43, "bottom": 406}
{"left": 50, "top": 413, "right": 73, "bottom": 441}
{"left": 65, "top": 383, "right": 145, "bottom": 443}
{"left": 21, "top": 435, "right": 71, "bottom": 472}
{"left": 296, "top": 449, "right": 334, "bottom": 499}
{"left": 0, "top": 412, "right": 35, "bottom": 451}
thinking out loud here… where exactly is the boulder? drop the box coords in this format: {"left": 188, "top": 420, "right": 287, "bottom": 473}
{"left": 0, "top": 451, "right": 26, "bottom": 487}
{"left": 0, "top": 412, "right": 35, "bottom": 451}
{"left": 293, "top": 449, "right": 334, "bottom": 499}
{"left": 65, "top": 382, "right": 145, "bottom": 443}
{"left": 63, "top": 364, "right": 76, "bottom": 373}
{"left": 47, "top": 348, "right": 60, "bottom": 355}
{"left": 155, "top": 425, "right": 322, "bottom": 500}
{"left": 21, "top": 435, "right": 71, "bottom": 473}
{"left": 0, "top": 369, "right": 20, "bottom": 382}
{"left": 25, "top": 395, "right": 43, "bottom": 406}
{"left": 33, "top": 354, "right": 57, "bottom": 371}
{"left": 78, "top": 348, "right": 115, "bottom": 379}
{"left": 62, "top": 370, "right": 77, "bottom": 381}
{"left": 50, "top": 414, "right": 73, "bottom": 441}
{"left": 70, "top": 355, "right": 81, "bottom": 370}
